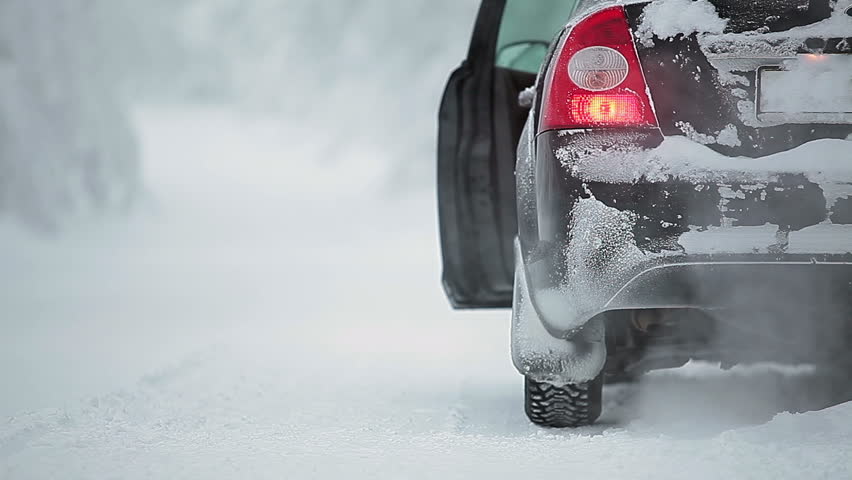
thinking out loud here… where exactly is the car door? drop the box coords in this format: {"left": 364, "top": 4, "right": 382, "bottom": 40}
{"left": 437, "top": 0, "right": 580, "bottom": 308}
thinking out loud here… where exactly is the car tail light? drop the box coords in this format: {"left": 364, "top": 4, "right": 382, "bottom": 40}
{"left": 540, "top": 6, "right": 658, "bottom": 131}
{"left": 568, "top": 47, "right": 629, "bottom": 91}
{"left": 570, "top": 94, "right": 644, "bottom": 124}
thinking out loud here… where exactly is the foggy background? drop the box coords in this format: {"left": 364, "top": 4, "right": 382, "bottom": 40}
{"left": 2, "top": 2, "right": 852, "bottom": 478}
{"left": 0, "top": 0, "right": 479, "bottom": 230}
{"left": 0, "top": 0, "right": 479, "bottom": 415}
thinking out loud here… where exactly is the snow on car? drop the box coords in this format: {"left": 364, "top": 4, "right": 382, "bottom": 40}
{"left": 438, "top": 0, "right": 852, "bottom": 427}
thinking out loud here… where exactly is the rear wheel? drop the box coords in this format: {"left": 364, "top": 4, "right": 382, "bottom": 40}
{"left": 524, "top": 374, "right": 603, "bottom": 427}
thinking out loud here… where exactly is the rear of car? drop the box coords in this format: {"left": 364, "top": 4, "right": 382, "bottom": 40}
{"left": 438, "top": 0, "right": 852, "bottom": 427}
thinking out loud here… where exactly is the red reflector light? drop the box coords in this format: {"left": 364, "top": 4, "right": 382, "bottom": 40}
{"left": 570, "top": 94, "right": 644, "bottom": 125}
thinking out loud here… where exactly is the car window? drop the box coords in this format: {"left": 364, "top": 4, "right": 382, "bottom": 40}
{"left": 495, "top": 0, "right": 581, "bottom": 74}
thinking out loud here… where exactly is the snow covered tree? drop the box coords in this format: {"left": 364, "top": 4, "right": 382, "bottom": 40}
{"left": 0, "top": 0, "right": 140, "bottom": 230}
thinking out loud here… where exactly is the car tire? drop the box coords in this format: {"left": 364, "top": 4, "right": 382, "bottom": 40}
{"left": 524, "top": 374, "right": 603, "bottom": 428}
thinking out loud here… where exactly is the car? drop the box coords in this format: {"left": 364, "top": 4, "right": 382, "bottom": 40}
{"left": 437, "top": 0, "right": 852, "bottom": 427}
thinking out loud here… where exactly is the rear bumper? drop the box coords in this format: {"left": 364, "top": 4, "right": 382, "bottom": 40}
{"left": 513, "top": 242, "right": 852, "bottom": 383}
{"left": 525, "top": 250, "right": 852, "bottom": 338}
{"left": 603, "top": 257, "right": 852, "bottom": 310}
{"left": 520, "top": 129, "right": 852, "bottom": 336}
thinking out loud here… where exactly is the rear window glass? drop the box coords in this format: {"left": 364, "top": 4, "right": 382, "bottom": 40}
{"left": 496, "top": 0, "right": 581, "bottom": 73}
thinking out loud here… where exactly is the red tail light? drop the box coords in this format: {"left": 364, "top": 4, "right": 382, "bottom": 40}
{"left": 540, "top": 6, "right": 658, "bottom": 131}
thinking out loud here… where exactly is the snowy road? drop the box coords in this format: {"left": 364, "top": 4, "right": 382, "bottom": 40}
{"left": 2, "top": 107, "right": 851, "bottom": 479}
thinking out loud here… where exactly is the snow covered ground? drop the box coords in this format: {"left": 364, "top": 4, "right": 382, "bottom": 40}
{"left": 2, "top": 106, "right": 852, "bottom": 479}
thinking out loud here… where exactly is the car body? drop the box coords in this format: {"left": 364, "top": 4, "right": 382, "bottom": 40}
{"left": 438, "top": 0, "right": 852, "bottom": 426}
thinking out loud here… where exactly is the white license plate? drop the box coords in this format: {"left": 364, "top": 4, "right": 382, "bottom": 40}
{"left": 758, "top": 54, "right": 852, "bottom": 123}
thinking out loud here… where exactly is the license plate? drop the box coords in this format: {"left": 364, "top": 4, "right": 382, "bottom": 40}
{"left": 757, "top": 54, "right": 852, "bottom": 123}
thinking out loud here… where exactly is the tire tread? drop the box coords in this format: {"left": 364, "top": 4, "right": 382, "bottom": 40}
{"left": 524, "top": 375, "right": 603, "bottom": 428}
